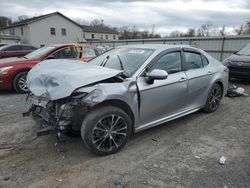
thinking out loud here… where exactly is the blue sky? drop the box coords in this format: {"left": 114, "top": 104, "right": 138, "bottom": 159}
{"left": 1, "top": 0, "right": 250, "bottom": 35}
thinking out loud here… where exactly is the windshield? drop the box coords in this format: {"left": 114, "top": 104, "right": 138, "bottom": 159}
{"left": 236, "top": 45, "right": 250, "bottom": 56}
{"left": 24, "top": 46, "right": 55, "bottom": 59}
{"left": 88, "top": 47, "right": 155, "bottom": 77}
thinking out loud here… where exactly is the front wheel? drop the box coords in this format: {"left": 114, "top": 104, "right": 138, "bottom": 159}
{"left": 13, "top": 71, "right": 29, "bottom": 93}
{"left": 203, "top": 83, "right": 223, "bottom": 113}
{"left": 81, "top": 106, "right": 132, "bottom": 155}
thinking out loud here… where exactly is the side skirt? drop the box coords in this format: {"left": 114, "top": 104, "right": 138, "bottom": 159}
{"left": 134, "top": 107, "right": 201, "bottom": 133}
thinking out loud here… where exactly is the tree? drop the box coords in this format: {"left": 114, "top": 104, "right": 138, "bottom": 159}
{"left": 219, "top": 25, "right": 226, "bottom": 36}
{"left": 90, "top": 19, "right": 104, "bottom": 26}
{"left": 18, "top": 15, "right": 28, "bottom": 21}
{"left": 0, "top": 16, "right": 12, "bottom": 27}
{"left": 234, "top": 24, "right": 244, "bottom": 35}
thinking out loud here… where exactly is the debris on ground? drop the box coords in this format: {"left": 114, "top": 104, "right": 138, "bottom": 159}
{"left": 194, "top": 155, "right": 201, "bottom": 159}
{"left": 219, "top": 156, "right": 226, "bottom": 165}
{"left": 55, "top": 178, "right": 62, "bottom": 182}
{"left": 226, "top": 85, "right": 248, "bottom": 97}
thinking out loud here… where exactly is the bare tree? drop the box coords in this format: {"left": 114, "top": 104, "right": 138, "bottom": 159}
{"left": 219, "top": 25, "right": 226, "bottom": 36}
{"left": 234, "top": 24, "right": 244, "bottom": 35}
{"left": 18, "top": 15, "right": 28, "bottom": 21}
{"left": 0, "top": 16, "right": 12, "bottom": 27}
{"left": 90, "top": 19, "right": 104, "bottom": 26}
{"left": 73, "top": 17, "right": 89, "bottom": 25}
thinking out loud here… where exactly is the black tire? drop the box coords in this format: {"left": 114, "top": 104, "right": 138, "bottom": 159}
{"left": 13, "top": 71, "right": 29, "bottom": 93}
{"left": 81, "top": 106, "right": 132, "bottom": 155}
{"left": 203, "top": 83, "right": 223, "bottom": 113}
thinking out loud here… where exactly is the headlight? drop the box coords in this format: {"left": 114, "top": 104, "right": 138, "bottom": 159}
{"left": 0, "top": 66, "right": 13, "bottom": 74}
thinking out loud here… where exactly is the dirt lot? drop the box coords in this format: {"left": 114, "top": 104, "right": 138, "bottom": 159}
{"left": 0, "top": 81, "right": 250, "bottom": 188}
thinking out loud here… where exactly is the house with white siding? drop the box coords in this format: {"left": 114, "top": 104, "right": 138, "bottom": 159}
{"left": 82, "top": 25, "right": 119, "bottom": 41}
{"left": 0, "top": 12, "right": 85, "bottom": 47}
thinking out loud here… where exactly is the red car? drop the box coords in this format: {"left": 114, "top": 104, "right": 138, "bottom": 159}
{"left": 0, "top": 44, "right": 37, "bottom": 58}
{"left": 0, "top": 43, "right": 101, "bottom": 93}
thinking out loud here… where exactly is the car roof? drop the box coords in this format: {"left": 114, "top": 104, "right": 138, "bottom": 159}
{"left": 117, "top": 44, "right": 198, "bottom": 51}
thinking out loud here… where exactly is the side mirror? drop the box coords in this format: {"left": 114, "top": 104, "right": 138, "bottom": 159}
{"left": 146, "top": 69, "right": 168, "bottom": 84}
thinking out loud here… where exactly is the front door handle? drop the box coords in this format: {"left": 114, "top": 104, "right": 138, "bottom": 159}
{"left": 179, "top": 77, "right": 187, "bottom": 82}
{"left": 207, "top": 71, "right": 213, "bottom": 75}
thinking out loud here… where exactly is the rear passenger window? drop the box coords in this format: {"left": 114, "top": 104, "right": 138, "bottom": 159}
{"left": 149, "top": 52, "right": 182, "bottom": 74}
{"left": 201, "top": 55, "right": 209, "bottom": 66}
{"left": 184, "top": 52, "right": 203, "bottom": 70}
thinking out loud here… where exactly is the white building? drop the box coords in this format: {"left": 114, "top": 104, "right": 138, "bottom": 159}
{"left": 0, "top": 12, "right": 119, "bottom": 47}
{"left": 0, "top": 34, "right": 20, "bottom": 45}
{"left": 82, "top": 25, "right": 119, "bottom": 41}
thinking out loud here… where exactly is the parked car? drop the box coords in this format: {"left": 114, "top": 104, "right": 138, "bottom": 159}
{"left": 0, "top": 44, "right": 101, "bottom": 93}
{"left": 25, "top": 44, "right": 229, "bottom": 155}
{"left": 223, "top": 44, "right": 250, "bottom": 80}
{"left": 0, "top": 44, "right": 7, "bottom": 47}
{"left": 0, "top": 44, "right": 37, "bottom": 58}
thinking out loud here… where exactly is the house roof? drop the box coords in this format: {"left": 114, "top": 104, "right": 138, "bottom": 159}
{"left": 0, "top": 12, "right": 82, "bottom": 30}
{"left": 82, "top": 25, "right": 118, "bottom": 34}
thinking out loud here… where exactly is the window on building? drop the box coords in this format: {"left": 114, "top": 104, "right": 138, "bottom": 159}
{"left": 10, "top": 28, "right": 15, "bottom": 35}
{"left": 184, "top": 52, "right": 203, "bottom": 70}
{"left": 101, "top": 34, "right": 103, "bottom": 40}
{"left": 106, "top": 35, "right": 108, "bottom": 40}
{"left": 91, "top": 34, "right": 95, "bottom": 39}
{"left": 61, "top": 28, "right": 66, "bottom": 36}
{"left": 113, "top": 35, "right": 116, "bottom": 40}
{"left": 83, "top": 33, "right": 85, "bottom": 38}
{"left": 21, "top": 27, "right": 23, "bottom": 35}
{"left": 50, "top": 27, "right": 56, "bottom": 35}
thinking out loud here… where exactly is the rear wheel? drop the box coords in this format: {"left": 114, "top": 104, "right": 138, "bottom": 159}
{"left": 203, "top": 83, "right": 223, "bottom": 113}
{"left": 13, "top": 71, "right": 29, "bottom": 93}
{"left": 81, "top": 106, "right": 131, "bottom": 155}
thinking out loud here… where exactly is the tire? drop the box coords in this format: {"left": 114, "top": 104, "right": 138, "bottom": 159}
{"left": 203, "top": 83, "right": 223, "bottom": 113}
{"left": 13, "top": 71, "right": 29, "bottom": 93}
{"left": 81, "top": 106, "right": 132, "bottom": 155}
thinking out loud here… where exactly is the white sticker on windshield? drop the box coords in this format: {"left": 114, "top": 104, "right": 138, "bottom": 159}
{"left": 128, "top": 50, "right": 145, "bottom": 54}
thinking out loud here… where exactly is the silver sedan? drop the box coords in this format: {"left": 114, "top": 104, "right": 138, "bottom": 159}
{"left": 25, "top": 44, "right": 229, "bottom": 155}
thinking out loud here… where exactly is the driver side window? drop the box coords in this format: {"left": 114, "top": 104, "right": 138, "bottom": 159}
{"left": 148, "top": 52, "right": 182, "bottom": 74}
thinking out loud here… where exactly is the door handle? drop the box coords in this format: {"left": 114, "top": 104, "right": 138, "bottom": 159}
{"left": 207, "top": 71, "right": 212, "bottom": 75}
{"left": 179, "top": 77, "right": 187, "bottom": 82}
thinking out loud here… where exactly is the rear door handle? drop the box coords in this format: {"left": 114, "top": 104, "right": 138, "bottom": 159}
{"left": 179, "top": 77, "right": 187, "bottom": 82}
{"left": 207, "top": 71, "right": 212, "bottom": 75}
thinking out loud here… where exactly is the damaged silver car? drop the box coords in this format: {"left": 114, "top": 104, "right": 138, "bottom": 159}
{"left": 24, "top": 44, "right": 229, "bottom": 155}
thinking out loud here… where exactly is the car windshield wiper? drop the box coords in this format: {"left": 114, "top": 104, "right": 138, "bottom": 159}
{"left": 117, "top": 55, "right": 124, "bottom": 71}
{"left": 100, "top": 55, "right": 109, "bottom": 67}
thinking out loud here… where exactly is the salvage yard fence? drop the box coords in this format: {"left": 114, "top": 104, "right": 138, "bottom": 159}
{"left": 82, "top": 35, "right": 250, "bottom": 61}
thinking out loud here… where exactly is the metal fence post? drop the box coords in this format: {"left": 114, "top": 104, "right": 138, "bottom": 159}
{"left": 220, "top": 37, "right": 225, "bottom": 61}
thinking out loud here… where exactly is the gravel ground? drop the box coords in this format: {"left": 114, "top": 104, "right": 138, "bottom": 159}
{"left": 0, "top": 80, "right": 250, "bottom": 188}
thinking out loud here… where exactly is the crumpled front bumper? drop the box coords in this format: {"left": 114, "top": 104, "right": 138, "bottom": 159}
{"left": 23, "top": 94, "right": 88, "bottom": 136}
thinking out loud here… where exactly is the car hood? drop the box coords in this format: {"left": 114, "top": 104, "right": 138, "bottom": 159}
{"left": 0, "top": 57, "right": 32, "bottom": 67}
{"left": 227, "top": 54, "right": 250, "bottom": 63}
{"left": 27, "top": 59, "right": 122, "bottom": 100}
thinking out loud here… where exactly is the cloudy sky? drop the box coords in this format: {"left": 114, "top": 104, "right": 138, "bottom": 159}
{"left": 1, "top": 0, "right": 250, "bottom": 35}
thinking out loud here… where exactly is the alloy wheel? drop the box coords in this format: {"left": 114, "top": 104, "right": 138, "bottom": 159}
{"left": 18, "top": 74, "right": 28, "bottom": 92}
{"left": 92, "top": 114, "right": 128, "bottom": 152}
{"left": 209, "top": 86, "right": 222, "bottom": 111}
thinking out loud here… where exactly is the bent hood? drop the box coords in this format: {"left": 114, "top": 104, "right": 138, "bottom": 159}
{"left": 27, "top": 60, "right": 122, "bottom": 100}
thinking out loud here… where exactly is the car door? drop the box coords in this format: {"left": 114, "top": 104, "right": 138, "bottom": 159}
{"left": 137, "top": 50, "right": 188, "bottom": 126}
{"left": 182, "top": 48, "right": 214, "bottom": 109}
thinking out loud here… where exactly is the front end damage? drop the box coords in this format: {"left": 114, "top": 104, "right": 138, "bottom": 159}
{"left": 24, "top": 60, "right": 137, "bottom": 137}
{"left": 23, "top": 93, "right": 90, "bottom": 136}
